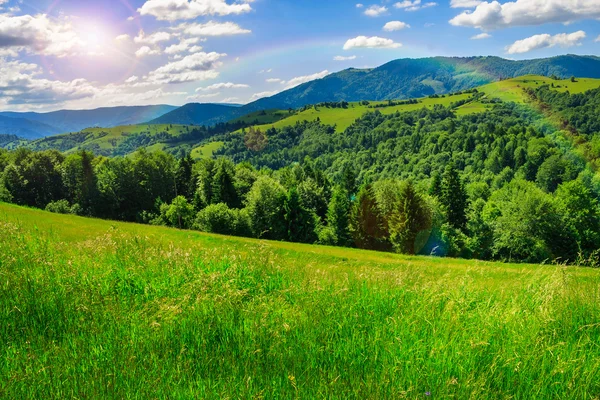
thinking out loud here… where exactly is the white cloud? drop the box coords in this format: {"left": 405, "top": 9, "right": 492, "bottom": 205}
{"left": 285, "top": 70, "right": 329, "bottom": 89}
{"left": 258, "top": 68, "right": 272, "bottom": 74}
{"left": 451, "top": 0, "right": 481, "bottom": 7}
{"left": 164, "top": 37, "right": 201, "bottom": 54}
{"left": 364, "top": 5, "right": 388, "bottom": 16}
{"left": 506, "top": 30, "right": 586, "bottom": 54}
{"left": 147, "top": 51, "right": 225, "bottom": 84}
{"left": 135, "top": 46, "right": 161, "bottom": 57}
{"left": 471, "top": 32, "right": 491, "bottom": 39}
{"left": 343, "top": 36, "right": 402, "bottom": 50}
{"left": 134, "top": 30, "right": 171, "bottom": 45}
{"left": 250, "top": 90, "right": 278, "bottom": 101}
{"left": 138, "top": 0, "right": 252, "bottom": 21}
{"left": 450, "top": 0, "right": 600, "bottom": 30}
{"left": 333, "top": 55, "right": 357, "bottom": 61}
{"left": 266, "top": 78, "right": 285, "bottom": 83}
{"left": 221, "top": 97, "right": 239, "bottom": 103}
{"left": 172, "top": 20, "right": 251, "bottom": 36}
{"left": 383, "top": 21, "right": 410, "bottom": 31}
{"left": 115, "top": 34, "right": 130, "bottom": 42}
{"left": 356, "top": 4, "right": 364, "bottom": 8}
{"left": 394, "top": 0, "right": 437, "bottom": 11}
{"left": 0, "top": 58, "right": 98, "bottom": 106}
{"left": 595, "top": 35, "right": 600, "bottom": 42}
{"left": 196, "top": 82, "right": 249, "bottom": 91}
{"left": 0, "top": 13, "right": 84, "bottom": 57}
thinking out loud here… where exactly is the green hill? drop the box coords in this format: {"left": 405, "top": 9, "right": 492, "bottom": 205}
{"left": 1, "top": 201, "right": 599, "bottom": 398}
{"left": 148, "top": 55, "right": 600, "bottom": 127}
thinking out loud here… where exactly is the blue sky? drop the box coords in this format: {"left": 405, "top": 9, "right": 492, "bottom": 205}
{"left": 0, "top": 0, "right": 599, "bottom": 111}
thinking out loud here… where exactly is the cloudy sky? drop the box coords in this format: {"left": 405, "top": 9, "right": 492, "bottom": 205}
{"left": 0, "top": 0, "right": 599, "bottom": 112}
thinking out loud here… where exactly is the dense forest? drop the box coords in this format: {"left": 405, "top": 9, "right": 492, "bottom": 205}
{"left": 1, "top": 84, "right": 600, "bottom": 265}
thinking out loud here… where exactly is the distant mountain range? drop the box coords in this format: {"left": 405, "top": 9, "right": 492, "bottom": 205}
{"left": 0, "top": 105, "right": 178, "bottom": 139}
{"left": 2, "top": 54, "right": 600, "bottom": 138}
{"left": 150, "top": 54, "right": 600, "bottom": 126}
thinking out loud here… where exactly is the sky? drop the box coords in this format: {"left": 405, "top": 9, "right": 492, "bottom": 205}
{"left": 0, "top": 0, "right": 599, "bottom": 112}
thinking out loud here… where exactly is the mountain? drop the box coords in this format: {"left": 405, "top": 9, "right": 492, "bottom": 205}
{"left": 148, "top": 103, "right": 241, "bottom": 126}
{"left": 0, "top": 104, "right": 178, "bottom": 136}
{"left": 0, "top": 115, "right": 62, "bottom": 139}
{"left": 151, "top": 54, "right": 600, "bottom": 126}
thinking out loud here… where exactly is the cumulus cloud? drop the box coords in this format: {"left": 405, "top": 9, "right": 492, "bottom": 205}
{"left": 147, "top": 51, "right": 225, "bottom": 84}
{"left": 506, "top": 31, "right": 586, "bottom": 54}
{"left": 451, "top": 0, "right": 481, "bottom": 7}
{"left": 595, "top": 35, "right": 600, "bottom": 42}
{"left": 135, "top": 46, "right": 161, "bottom": 57}
{"left": 138, "top": 0, "right": 252, "bottom": 21}
{"left": 450, "top": 0, "right": 600, "bottom": 30}
{"left": 134, "top": 30, "right": 171, "bottom": 45}
{"left": 343, "top": 36, "right": 402, "bottom": 50}
{"left": 0, "top": 58, "right": 97, "bottom": 106}
{"left": 364, "top": 5, "right": 388, "bottom": 17}
{"left": 186, "top": 92, "right": 221, "bottom": 101}
{"left": 164, "top": 37, "right": 201, "bottom": 54}
{"left": 333, "top": 55, "right": 357, "bottom": 61}
{"left": 394, "top": 0, "right": 437, "bottom": 11}
{"left": 172, "top": 21, "right": 251, "bottom": 36}
{"left": 356, "top": 4, "right": 364, "bottom": 8}
{"left": 266, "top": 78, "right": 285, "bottom": 83}
{"left": 0, "top": 13, "right": 84, "bottom": 57}
{"left": 195, "top": 82, "right": 249, "bottom": 91}
{"left": 471, "top": 32, "right": 491, "bottom": 39}
{"left": 285, "top": 70, "right": 329, "bottom": 89}
{"left": 383, "top": 21, "right": 410, "bottom": 31}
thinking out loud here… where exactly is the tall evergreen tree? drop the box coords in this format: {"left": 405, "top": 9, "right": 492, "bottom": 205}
{"left": 175, "top": 152, "right": 194, "bottom": 201}
{"left": 326, "top": 186, "right": 351, "bottom": 247}
{"left": 441, "top": 163, "right": 467, "bottom": 231}
{"left": 211, "top": 158, "right": 240, "bottom": 208}
{"left": 389, "top": 180, "right": 432, "bottom": 254}
{"left": 349, "top": 184, "right": 389, "bottom": 250}
{"left": 284, "top": 187, "right": 317, "bottom": 243}
{"left": 429, "top": 172, "right": 442, "bottom": 197}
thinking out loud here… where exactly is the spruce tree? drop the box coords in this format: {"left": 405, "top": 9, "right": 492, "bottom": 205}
{"left": 284, "top": 187, "right": 317, "bottom": 243}
{"left": 349, "top": 184, "right": 388, "bottom": 250}
{"left": 211, "top": 158, "right": 240, "bottom": 208}
{"left": 390, "top": 181, "right": 432, "bottom": 254}
{"left": 326, "top": 186, "right": 351, "bottom": 247}
{"left": 441, "top": 164, "right": 468, "bottom": 231}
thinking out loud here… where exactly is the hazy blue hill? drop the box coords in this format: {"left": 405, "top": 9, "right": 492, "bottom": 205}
{"left": 0, "top": 115, "right": 62, "bottom": 139}
{"left": 0, "top": 104, "right": 177, "bottom": 135}
{"left": 147, "top": 103, "right": 246, "bottom": 126}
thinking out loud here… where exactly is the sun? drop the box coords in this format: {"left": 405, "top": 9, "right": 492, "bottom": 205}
{"left": 85, "top": 26, "right": 107, "bottom": 48}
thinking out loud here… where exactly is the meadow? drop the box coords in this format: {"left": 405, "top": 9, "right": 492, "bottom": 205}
{"left": 1, "top": 201, "right": 599, "bottom": 398}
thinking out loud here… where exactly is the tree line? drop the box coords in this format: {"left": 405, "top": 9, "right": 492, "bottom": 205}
{"left": 1, "top": 84, "right": 600, "bottom": 265}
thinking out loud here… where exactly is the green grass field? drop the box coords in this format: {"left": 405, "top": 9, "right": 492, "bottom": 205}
{"left": 1, "top": 201, "right": 599, "bottom": 398}
{"left": 239, "top": 94, "right": 475, "bottom": 134}
{"left": 190, "top": 141, "right": 224, "bottom": 159}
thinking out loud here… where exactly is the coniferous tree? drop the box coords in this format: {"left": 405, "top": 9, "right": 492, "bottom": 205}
{"left": 389, "top": 180, "right": 432, "bottom": 254}
{"left": 211, "top": 158, "right": 239, "bottom": 208}
{"left": 326, "top": 186, "right": 351, "bottom": 247}
{"left": 349, "top": 184, "right": 388, "bottom": 250}
{"left": 175, "top": 152, "right": 194, "bottom": 201}
{"left": 441, "top": 163, "right": 467, "bottom": 231}
{"left": 284, "top": 187, "right": 317, "bottom": 243}
{"left": 429, "top": 172, "right": 442, "bottom": 197}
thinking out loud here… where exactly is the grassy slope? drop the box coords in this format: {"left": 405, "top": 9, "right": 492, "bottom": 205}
{"left": 1, "top": 202, "right": 599, "bottom": 398}
{"left": 30, "top": 124, "right": 192, "bottom": 155}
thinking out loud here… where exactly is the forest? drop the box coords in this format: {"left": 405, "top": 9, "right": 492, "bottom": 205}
{"left": 1, "top": 84, "right": 600, "bottom": 265}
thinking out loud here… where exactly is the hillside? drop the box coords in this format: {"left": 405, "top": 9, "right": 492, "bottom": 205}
{"left": 213, "top": 75, "right": 600, "bottom": 137}
{"left": 148, "top": 103, "right": 243, "bottom": 126}
{"left": 1, "top": 201, "right": 599, "bottom": 398}
{"left": 152, "top": 55, "right": 600, "bottom": 126}
{"left": 0, "top": 115, "right": 62, "bottom": 139}
{"left": 0, "top": 104, "right": 177, "bottom": 136}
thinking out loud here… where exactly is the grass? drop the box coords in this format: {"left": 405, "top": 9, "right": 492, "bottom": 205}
{"left": 191, "top": 141, "right": 224, "bottom": 159}
{"left": 29, "top": 124, "right": 193, "bottom": 155}
{"left": 238, "top": 94, "right": 475, "bottom": 133}
{"left": 231, "top": 109, "right": 293, "bottom": 125}
{"left": 1, "top": 201, "right": 600, "bottom": 399}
